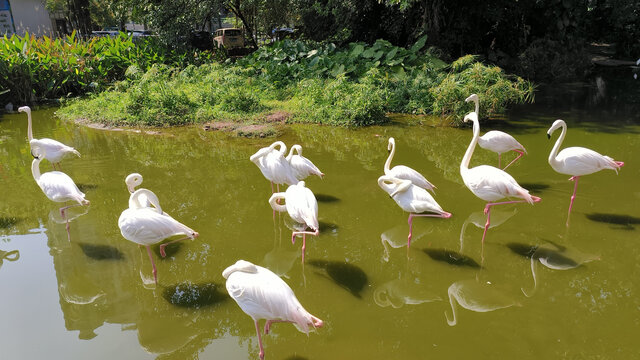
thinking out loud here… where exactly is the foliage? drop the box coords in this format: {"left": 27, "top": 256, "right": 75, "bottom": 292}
{"left": 0, "top": 32, "right": 223, "bottom": 105}
{"left": 516, "top": 39, "right": 592, "bottom": 82}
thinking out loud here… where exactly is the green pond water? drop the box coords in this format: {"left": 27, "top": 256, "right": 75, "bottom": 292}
{"left": 0, "top": 76, "right": 639, "bottom": 359}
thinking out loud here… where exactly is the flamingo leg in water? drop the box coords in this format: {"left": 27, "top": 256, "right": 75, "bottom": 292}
{"left": 292, "top": 229, "right": 319, "bottom": 262}
{"left": 159, "top": 236, "right": 190, "bottom": 258}
{"left": 407, "top": 212, "right": 452, "bottom": 247}
{"left": 503, "top": 150, "right": 525, "bottom": 170}
{"left": 264, "top": 319, "right": 292, "bottom": 334}
{"left": 566, "top": 176, "right": 580, "bottom": 226}
{"left": 145, "top": 245, "right": 157, "bottom": 284}
{"left": 482, "top": 197, "right": 541, "bottom": 243}
{"left": 254, "top": 320, "right": 265, "bottom": 360}
{"left": 498, "top": 153, "right": 501, "bottom": 169}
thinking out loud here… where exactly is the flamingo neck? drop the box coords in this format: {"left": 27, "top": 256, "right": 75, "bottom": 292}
{"left": 548, "top": 122, "right": 566, "bottom": 168}
{"left": 31, "top": 157, "right": 42, "bottom": 182}
{"left": 460, "top": 116, "right": 480, "bottom": 173}
{"left": 130, "top": 189, "right": 161, "bottom": 212}
{"left": 268, "top": 193, "right": 287, "bottom": 212}
{"left": 286, "top": 145, "right": 302, "bottom": 161}
{"left": 473, "top": 98, "right": 479, "bottom": 115}
{"left": 377, "top": 176, "right": 394, "bottom": 196}
{"left": 384, "top": 141, "right": 395, "bottom": 173}
{"left": 273, "top": 141, "right": 287, "bottom": 156}
{"left": 27, "top": 111, "right": 33, "bottom": 141}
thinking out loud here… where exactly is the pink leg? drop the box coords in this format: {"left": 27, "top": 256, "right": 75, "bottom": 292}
{"left": 503, "top": 150, "right": 525, "bottom": 170}
{"left": 407, "top": 212, "right": 452, "bottom": 247}
{"left": 292, "top": 229, "right": 319, "bottom": 262}
{"left": 254, "top": 320, "right": 265, "bottom": 360}
{"left": 159, "top": 236, "right": 191, "bottom": 258}
{"left": 270, "top": 181, "right": 274, "bottom": 193}
{"left": 145, "top": 245, "right": 157, "bottom": 284}
{"left": 615, "top": 161, "right": 624, "bottom": 167}
{"left": 498, "top": 153, "right": 501, "bottom": 169}
{"left": 482, "top": 197, "right": 541, "bottom": 243}
{"left": 566, "top": 176, "right": 580, "bottom": 226}
{"left": 302, "top": 234, "right": 306, "bottom": 262}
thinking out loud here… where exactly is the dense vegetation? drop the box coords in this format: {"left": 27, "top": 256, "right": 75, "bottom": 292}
{"left": 57, "top": 38, "right": 533, "bottom": 127}
{"left": 0, "top": 32, "right": 222, "bottom": 105}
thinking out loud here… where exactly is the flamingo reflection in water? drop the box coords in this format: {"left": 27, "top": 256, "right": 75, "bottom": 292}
{"left": 269, "top": 181, "right": 319, "bottom": 262}
{"left": 374, "top": 263, "right": 441, "bottom": 309}
{"left": 31, "top": 145, "right": 89, "bottom": 240}
{"left": 378, "top": 175, "right": 451, "bottom": 247}
{"left": 458, "top": 209, "right": 518, "bottom": 258}
{"left": 0, "top": 249, "right": 19, "bottom": 269}
{"left": 380, "top": 224, "right": 430, "bottom": 261}
{"left": 445, "top": 279, "right": 520, "bottom": 326}
{"left": 460, "top": 111, "right": 540, "bottom": 245}
{"left": 118, "top": 188, "right": 199, "bottom": 284}
{"left": 546, "top": 119, "right": 624, "bottom": 226}
{"left": 223, "top": 260, "right": 323, "bottom": 360}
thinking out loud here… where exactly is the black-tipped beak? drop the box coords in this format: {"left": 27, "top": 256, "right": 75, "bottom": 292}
{"left": 546, "top": 133, "right": 551, "bottom": 139}
{"left": 31, "top": 149, "right": 37, "bottom": 159}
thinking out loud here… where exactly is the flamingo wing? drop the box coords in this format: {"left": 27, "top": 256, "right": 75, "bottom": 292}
{"left": 118, "top": 208, "right": 194, "bottom": 246}
{"left": 556, "top": 147, "right": 619, "bottom": 175}
{"left": 479, "top": 131, "right": 525, "bottom": 154}
{"left": 38, "top": 172, "right": 85, "bottom": 203}
{"left": 388, "top": 165, "right": 435, "bottom": 192}
{"left": 465, "top": 165, "right": 530, "bottom": 202}
{"left": 31, "top": 138, "right": 80, "bottom": 163}
{"left": 286, "top": 185, "right": 319, "bottom": 230}
{"left": 290, "top": 154, "right": 323, "bottom": 179}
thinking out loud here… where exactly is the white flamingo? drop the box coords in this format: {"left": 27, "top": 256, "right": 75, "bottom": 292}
{"left": 250, "top": 141, "right": 298, "bottom": 193}
{"left": 118, "top": 188, "right": 199, "bottom": 283}
{"left": 547, "top": 119, "right": 624, "bottom": 225}
{"left": 384, "top": 137, "right": 436, "bottom": 192}
{"left": 460, "top": 111, "right": 540, "bottom": 244}
{"left": 19, "top": 106, "right": 80, "bottom": 169}
{"left": 31, "top": 145, "right": 89, "bottom": 239}
{"left": 223, "top": 260, "right": 323, "bottom": 360}
{"left": 125, "top": 173, "right": 152, "bottom": 208}
{"left": 269, "top": 181, "right": 319, "bottom": 262}
{"left": 377, "top": 175, "right": 451, "bottom": 247}
{"left": 465, "top": 94, "right": 527, "bottom": 170}
{"left": 286, "top": 144, "right": 324, "bottom": 180}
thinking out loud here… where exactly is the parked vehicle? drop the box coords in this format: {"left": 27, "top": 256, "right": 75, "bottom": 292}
{"left": 213, "top": 28, "right": 244, "bottom": 49}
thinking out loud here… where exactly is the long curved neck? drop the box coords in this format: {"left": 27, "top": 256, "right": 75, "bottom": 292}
{"left": 130, "top": 189, "right": 161, "bottom": 211}
{"left": 548, "top": 122, "right": 566, "bottom": 167}
{"left": 473, "top": 98, "right": 479, "bottom": 115}
{"left": 273, "top": 141, "right": 287, "bottom": 156}
{"left": 26, "top": 111, "right": 33, "bottom": 141}
{"left": 269, "top": 193, "right": 287, "bottom": 212}
{"left": 445, "top": 288, "right": 458, "bottom": 326}
{"left": 460, "top": 117, "right": 480, "bottom": 172}
{"left": 31, "top": 157, "right": 42, "bottom": 182}
{"left": 384, "top": 141, "right": 395, "bottom": 173}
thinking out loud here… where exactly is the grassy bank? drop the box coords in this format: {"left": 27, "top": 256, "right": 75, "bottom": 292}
{"left": 57, "top": 38, "right": 534, "bottom": 127}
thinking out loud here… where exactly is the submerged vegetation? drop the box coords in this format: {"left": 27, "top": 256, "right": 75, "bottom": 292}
{"left": 58, "top": 38, "right": 534, "bottom": 127}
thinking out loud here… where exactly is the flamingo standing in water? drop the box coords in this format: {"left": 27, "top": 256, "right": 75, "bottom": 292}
{"left": 547, "top": 119, "right": 624, "bottom": 225}
{"left": 250, "top": 141, "right": 298, "bottom": 193}
{"left": 465, "top": 94, "right": 526, "bottom": 170}
{"left": 31, "top": 145, "right": 89, "bottom": 239}
{"left": 377, "top": 175, "right": 451, "bottom": 247}
{"left": 269, "top": 181, "right": 319, "bottom": 261}
{"left": 223, "top": 260, "right": 323, "bottom": 360}
{"left": 19, "top": 106, "right": 80, "bottom": 169}
{"left": 118, "top": 188, "right": 198, "bottom": 283}
{"left": 286, "top": 144, "right": 324, "bottom": 180}
{"left": 384, "top": 137, "right": 436, "bottom": 193}
{"left": 460, "top": 111, "right": 540, "bottom": 244}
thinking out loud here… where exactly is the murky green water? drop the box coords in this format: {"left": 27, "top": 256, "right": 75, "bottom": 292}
{"left": 1, "top": 76, "right": 639, "bottom": 359}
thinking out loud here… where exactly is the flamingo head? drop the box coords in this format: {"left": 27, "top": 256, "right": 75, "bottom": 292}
{"left": 125, "top": 173, "right": 143, "bottom": 193}
{"left": 387, "top": 137, "right": 395, "bottom": 152}
{"left": 546, "top": 119, "right": 565, "bottom": 139}
{"left": 463, "top": 112, "right": 478, "bottom": 124}
{"left": 18, "top": 106, "right": 31, "bottom": 114}
{"left": 464, "top": 94, "right": 478, "bottom": 104}
{"left": 30, "top": 141, "right": 45, "bottom": 159}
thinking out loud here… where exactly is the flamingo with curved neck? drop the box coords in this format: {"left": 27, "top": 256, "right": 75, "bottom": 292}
{"left": 547, "top": 119, "right": 623, "bottom": 225}
{"left": 384, "top": 137, "right": 435, "bottom": 192}
{"left": 250, "top": 141, "right": 297, "bottom": 193}
{"left": 460, "top": 111, "right": 540, "bottom": 246}
{"left": 286, "top": 144, "right": 324, "bottom": 180}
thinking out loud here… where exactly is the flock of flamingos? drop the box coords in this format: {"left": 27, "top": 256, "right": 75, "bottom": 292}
{"left": 18, "top": 93, "right": 624, "bottom": 360}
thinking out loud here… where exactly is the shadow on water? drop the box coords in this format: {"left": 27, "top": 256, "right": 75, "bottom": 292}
{"left": 505, "top": 243, "right": 538, "bottom": 258}
{"left": 284, "top": 356, "right": 309, "bottom": 360}
{"left": 0, "top": 216, "right": 21, "bottom": 229}
{"left": 153, "top": 241, "right": 184, "bottom": 259}
{"left": 79, "top": 243, "right": 125, "bottom": 261}
{"left": 76, "top": 183, "right": 98, "bottom": 193}
{"left": 315, "top": 193, "right": 340, "bottom": 203}
{"left": 585, "top": 213, "right": 640, "bottom": 230}
{"left": 307, "top": 260, "right": 368, "bottom": 299}
{"left": 162, "top": 282, "right": 228, "bottom": 309}
{"left": 518, "top": 183, "right": 550, "bottom": 194}
{"left": 422, "top": 248, "right": 481, "bottom": 269}
{"left": 318, "top": 221, "right": 339, "bottom": 232}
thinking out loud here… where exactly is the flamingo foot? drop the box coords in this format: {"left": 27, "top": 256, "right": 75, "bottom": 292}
{"left": 531, "top": 196, "right": 542, "bottom": 203}
{"left": 160, "top": 244, "right": 167, "bottom": 258}
{"left": 615, "top": 161, "right": 624, "bottom": 167}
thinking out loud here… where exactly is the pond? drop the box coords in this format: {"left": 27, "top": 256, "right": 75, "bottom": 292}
{"left": 0, "top": 72, "right": 639, "bottom": 359}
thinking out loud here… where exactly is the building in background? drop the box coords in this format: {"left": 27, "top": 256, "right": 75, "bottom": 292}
{"left": 0, "top": 0, "right": 70, "bottom": 37}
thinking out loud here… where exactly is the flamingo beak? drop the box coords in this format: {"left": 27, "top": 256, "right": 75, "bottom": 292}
{"left": 546, "top": 133, "right": 551, "bottom": 139}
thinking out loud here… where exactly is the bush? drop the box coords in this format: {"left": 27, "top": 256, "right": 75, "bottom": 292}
{"left": 516, "top": 38, "right": 592, "bottom": 82}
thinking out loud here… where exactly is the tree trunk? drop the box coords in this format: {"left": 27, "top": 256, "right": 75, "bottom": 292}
{"left": 225, "top": 0, "right": 258, "bottom": 48}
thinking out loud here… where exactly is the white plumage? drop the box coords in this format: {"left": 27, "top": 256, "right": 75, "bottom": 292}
{"left": 269, "top": 181, "right": 319, "bottom": 261}
{"left": 286, "top": 144, "right": 324, "bottom": 180}
{"left": 20, "top": 106, "right": 80, "bottom": 168}
{"left": 125, "top": 173, "right": 151, "bottom": 208}
{"left": 32, "top": 147, "right": 88, "bottom": 207}
{"left": 223, "top": 260, "right": 323, "bottom": 360}
{"left": 384, "top": 137, "right": 435, "bottom": 192}
{"left": 377, "top": 175, "right": 450, "bottom": 246}
{"left": 250, "top": 141, "right": 298, "bottom": 189}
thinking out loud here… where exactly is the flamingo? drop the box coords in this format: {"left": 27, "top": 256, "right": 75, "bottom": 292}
{"left": 384, "top": 137, "right": 436, "bottom": 193}
{"left": 250, "top": 141, "right": 298, "bottom": 193}
{"left": 19, "top": 106, "right": 80, "bottom": 170}
{"left": 118, "top": 188, "right": 199, "bottom": 283}
{"left": 377, "top": 175, "right": 451, "bottom": 247}
{"left": 460, "top": 111, "right": 540, "bottom": 244}
{"left": 465, "top": 94, "right": 527, "bottom": 170}
{"left": 31, "top": 145, "right": 89, "bottom": 239}
{"left": 547, "top": 119, "right": 624, "bottom": 225}
{"left": 286, "top": 144, "right": 324, "bottom": 180}
{"left": 269, "top": 181, "right": 319, "bottom": 262}
{"left": 223, "top": 260, "right": 323, "bottom": 360}
{"left": 125, "top": 173, "right": 152, "bottom": 208}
